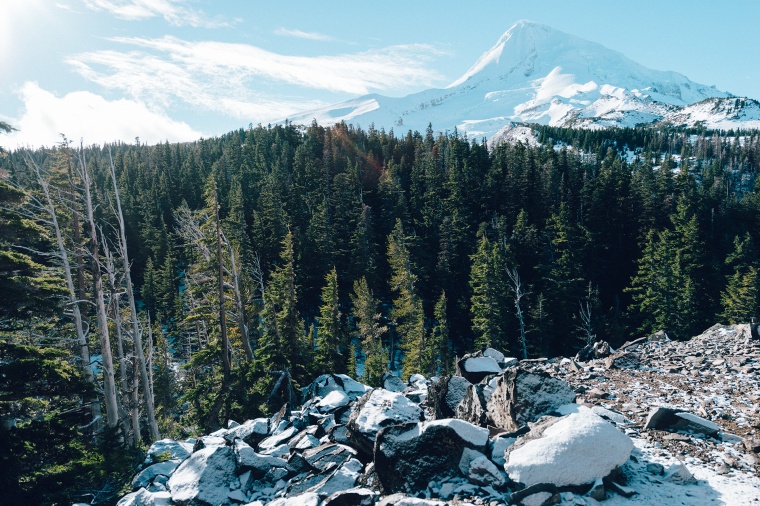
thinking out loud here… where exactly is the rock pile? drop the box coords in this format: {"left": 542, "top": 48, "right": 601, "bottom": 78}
{"left": 117, "top": 326, "right": 760, "bottom": 505}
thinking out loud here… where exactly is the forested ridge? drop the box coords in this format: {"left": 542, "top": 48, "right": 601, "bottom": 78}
{"left": 2, "top": 121, "right": 760, "bottom": 503}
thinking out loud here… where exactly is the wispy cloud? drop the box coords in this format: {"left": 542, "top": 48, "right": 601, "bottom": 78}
{"left": 0, "top": 82, "right": 203, "bottom": 149}
{"left": 82, "top": 0, "right": 233, "bottom": 28}
{"left": 67, "top": 35, "right": 445, "bottom": 122}
{"left": 274, "top": 28, "right": 335, "bottom": 42}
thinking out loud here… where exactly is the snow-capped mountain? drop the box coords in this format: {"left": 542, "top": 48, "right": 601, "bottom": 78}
{"left": 285, "top": 21, "right": 757, "bottom": 139}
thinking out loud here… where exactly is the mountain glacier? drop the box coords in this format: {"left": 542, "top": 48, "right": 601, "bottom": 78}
{"left": 284, "top": 21, "right": 760, "bottom": 140}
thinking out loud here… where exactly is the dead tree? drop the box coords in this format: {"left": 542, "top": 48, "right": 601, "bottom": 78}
{"left": 78, "top": 145, "right": 120, "bottom": 429}
{"left": 506, "top": 266, "right": 529, "bottom": 360}
{"left": 27, "top": 158, "right": 103, "bottom": 431}
{"left": 107, "top": 148, "right": 159, "bottom": 441}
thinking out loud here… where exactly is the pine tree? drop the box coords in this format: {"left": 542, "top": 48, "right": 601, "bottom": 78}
{"left": 350, "top": 277, "right": 387, "bottom": 387}
{"left": 315, "top": 268, "right": 347, "bottom": 374}
{"left": 387, "top": 220, "right": 427, "bottom": 380}
{"left": 258, "top": 231, "right": 307, "bottom": 383}
{"left": 469, "top": 229, "right": 510, "bottom": 352}
{"left": 430, "top": 292, "right": 451, "bottom": 376}
{"left": 720, "top": 233, "right": 759, "bottom": 323}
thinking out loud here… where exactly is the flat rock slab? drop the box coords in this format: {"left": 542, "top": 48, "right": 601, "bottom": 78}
{"left": 644, "top": 406, "right": 720, "bottom": 438}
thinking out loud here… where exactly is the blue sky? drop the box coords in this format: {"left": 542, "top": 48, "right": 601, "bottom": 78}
{"left": 2, "top": 0, "right": 759, "bottom": 148}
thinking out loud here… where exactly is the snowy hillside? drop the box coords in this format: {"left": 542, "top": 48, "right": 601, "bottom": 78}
{"left": 284, "top": 21, "right": 759, "bottom": 140}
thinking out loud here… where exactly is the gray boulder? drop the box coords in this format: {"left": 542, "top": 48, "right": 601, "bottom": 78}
{"left": 143, "top": 439, "right": 193, "bottom": 466}
{"left": 456, "top": 367, "right": 575, "bottom": 432}
{"left": 505, "top": 407, "right": 633, "bottom": 488}
{"left": 457, "top": 353, "right": 502, "bottom": 384}
{"left": 374, "top": 418, "right": 489, "bottom": 494}
{"left": 116, "top": 488, "right": 172, "bottom": 506}
{"left": 234, "top": 440, "right": 287, "bottom": 477}
{"left": 346, "top": 388, "right": 423, "bottom": 456}
{"left": 167, "top": 445, "right": 239, "bottom": 506}
{"left": 224, "top": 417, "right": 269, "bottom": 446}
{"left": 382, "top": 372, "right": 407, "bottom": 393}
{"left": 322, "top": 487, "right": 380, "bottom": 506}
{"left": 132, "top": 460, "right": 180, "bottom": 490}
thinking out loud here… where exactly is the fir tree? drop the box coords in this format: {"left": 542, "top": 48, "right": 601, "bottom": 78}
{"left": 721, "top": 233, "right": 759, "bottom": 323}
{"left": 469, "top": 229, "right": 510, "bottom": 352}
{"left": 387, "top": 220, "right": 427, "bottom": 380}
{"left": 314, "top": 267, "right": 347, "bottom": 374}
{"left": 350, "top": 277, "right": 387, "bottom": 387}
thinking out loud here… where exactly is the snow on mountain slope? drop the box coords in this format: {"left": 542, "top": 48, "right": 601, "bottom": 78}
{"left": 285, "top": 21, "right": 755, "bottom": 140}
{"left": 661, "top": 97, "right": 760, "bottom": 130}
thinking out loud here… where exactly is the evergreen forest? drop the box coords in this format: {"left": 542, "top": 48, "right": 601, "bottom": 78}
{"left": 2, "top": 121, "right": 760, "bottom": 503}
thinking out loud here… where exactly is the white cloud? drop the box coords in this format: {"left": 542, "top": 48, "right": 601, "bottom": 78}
{"left": 67, "top": 36, "right": 445, "bottom": 122}
{"left": 274, "top": 28, "right": 334, "bottom": 42}
{"left": 82, "top": 0, "right": 232, "bottom": 28}
{"left": 0, "top": 82, "right": 204, "bottom": 149}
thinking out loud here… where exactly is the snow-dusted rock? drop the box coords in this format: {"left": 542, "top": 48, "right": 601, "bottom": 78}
{"left": 376, "top": 494, "right": 447, "bottom": 506}
{"left": 235, "top": 440, "right": 287, "bottom": 476}
{"left": 374, "top": 418, "right": 488, "bottom": 493}
{"left": 664, "top": 462, "right": 697, "bottom": 485}
{"left": 605, "top": 351, "right": 640, "bottom": 369}
{"left": 224, "top": 418, "right": 269, "bottom": 446}
{"left": 457, "top": 368, "right": 575, "bottom": 432}
{"left": 302, "top": 443, "right": 358, "bottom": 473}
{"left": 403, "top": 375, "right": 428, "bottom": 404}
{"left": 505, "top": 407, "right": 633, "bottom": 488}
{"left": 483, "top": 347, "right": 505, "bottom": 363}
{"left": 347, "top": 389, "right": 423, "bottom": 456}
{"left": 117, "top": 488, "right": 172, "bottom": 506}
{"left": 427, "top": 375, "right": 469, "bottom": 419}
{"left": 308, "top": 457, "right": 363, "bottom": 497}
{"left": 305, "top": 374, "right": 372, "bottom": 402}
{"left": 489, "top": 434, "right": 517, "bottom": 467}
{"left": 143, "top": 439, "right": 193, "bottom": 465}
{"left": 132, "top": 460, "right": 180, "bottom": 490}
{"left": 290, "top": 432, "right": 320, "bottom": 451}
{"left": 424, "top": 418, "right": 489, "bottom": 447}
{"left": 323, "top": 487, "right": 379, "bottom": 505}
{"left": 259, "top": 425, "right": 299, "bottom": 452}
{"left": 644, "top": 406, "right": 721, "bottom": 438}
{"left": 317, "top": 389, "right": 351, "bottom": 413}
{"left": 193, "top": 435, "right": 227, "bottom": 450}
{"left": 268, "top": 492, "right": 321, "bottom": 506}
{"left": 167, "top": 445, "right": 239, "bottom": 506}
{"left": 227, "top": 489, "right": 248, "bottom": 503}
{"left": 458, "top": 447, "right": 505, "bottom": 486}
{"left": 382, "top": 372, "right": 407, "bottom": 393}
{"left": 458, "top": 355, "right": 502, "bottom": 383}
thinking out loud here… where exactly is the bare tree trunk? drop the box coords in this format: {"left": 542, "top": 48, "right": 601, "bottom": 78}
{"left": 147, "top": 318, "right": 156, "bottom": 409}
{"left": 79, "top": 146, "right": 120, "bottom": 429}
{"left": 30, "top": 159, "right": 103, "bottom": 432}
{"left": 507, "top": 266, "right": 529, "bottom": 360}
{"left": 108, "top": 149, "right": 160, "bottom": 441}
{"left": 101, "top": 241, "right": 135, "bottom": 444}
{"left": 131, "top": 355, "right": 140, "bottom": 446}
{"left": 226, "top": 238, "right": 253, "bottom": 360}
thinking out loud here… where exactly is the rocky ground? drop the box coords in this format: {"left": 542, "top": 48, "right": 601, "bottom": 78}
{"left": 525, "top": 324, "right": 760, "bottom": 474}
{"left": 112, "top": 324, "right": 760, "bottom": 506}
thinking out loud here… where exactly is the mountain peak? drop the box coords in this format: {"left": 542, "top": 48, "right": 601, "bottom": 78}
{"left": 448, "top": 21, "right": 608, "bottom": 89}
{"left": 286, "top": 22, "right": 743, "bottom": 139}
